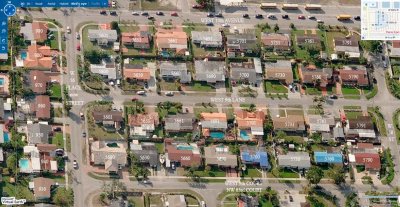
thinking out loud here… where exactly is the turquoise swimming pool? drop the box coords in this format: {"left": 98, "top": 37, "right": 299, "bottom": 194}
{"left": 19, "top": 159, "right": 29, "bottom": 170}
{"left": 21, "top": 51, "right": 27, "bottom": 60}
{"left": 3, "top": 132, "right": 9, "bottom": 142}
{"left": 210, "top": 132, "right": 224, "bottom": 139}
{"left": 240, "top": 130, "right": 250, "bottom": 140}
{"left": 177, "top": 145, "right": 193, "bottom": 150}
{"left": 0, "top": 78, "right": 4, "bottom": 86}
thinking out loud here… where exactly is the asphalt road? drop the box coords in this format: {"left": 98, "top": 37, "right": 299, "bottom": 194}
{"left": 20, "top": 5, "right": 400, "bottom": 207}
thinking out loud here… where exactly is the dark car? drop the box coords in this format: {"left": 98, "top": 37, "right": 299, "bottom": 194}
{"left": 255, "top": 14, "right": 263, "bottom": 19}
{"left": 206, "top": 22, "right": 214, "bottom": 26}
{"left": 82, "top": 132, "right": 86, "bottom": 138}
{"left": 141, "top": 12, "right": 149, "bottom": 16}
{"left": 207, "top": 12, "right": 214, "bottom": 17}
{"left": 329, "top": 95, "right": 338, "bottom": 99}
{"left": 156, "top": 11, "right": 164, "bottom": 15}
{"left": 148, "top": 16, "right": 155, "bottom": 20}
{"left": 215, "top": 12, "right": 223, "bottom": 17}
{"left": 242, "top": 14, "right": 249, "bottom": 18}
{"left": 109, "top": 11, "right": 117, "bottom": 15}
{"left": 354, "top": 16, "right": 361, "bottom": 20}
{"left": 282, "top": 14, "right": 289, "bottom": 19}
{"left": 100, "top": 10, "right": 107, "bottom": 15}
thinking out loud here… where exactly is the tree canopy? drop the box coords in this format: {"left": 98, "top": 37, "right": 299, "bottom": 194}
{"left": 306, "top": 166, "right": 324, "bottom": 185}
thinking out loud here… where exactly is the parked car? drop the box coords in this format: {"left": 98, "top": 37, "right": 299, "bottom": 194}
{"left": 192, "top": 4, "right": 204, "bottom": 9}
{"left": 282, "top": 14, "right": 289, "bottom": 19}
{"left": 242, "top": 14, "right": 249, "bottom": 18}
{"left": 221, "top": 23, "right": 230, "bottom": 27}
{"left": 76, "top": 32, "right": 80, "bottom": 39}
{"left": 156, "top": 11, "right": 164, "bottom": 15}
{"left": 165, "top": 91, "right": 174, "bottom": 96}
{"left": 206, "top": 22, "right": 214, "bottom": 26}
{"left": 141, "top": 12, "right": 149, "bottom": 16}
{"left": 100, "top": 10, "right": 107, "bottom": 15}
{"left": 73, "top": 160, "right": 78, "bottom": 169}
{"left": 132, "top": 97, "right": 138, "bottom": 101}
{"left": 298, "top": 15, "right": 305, "bottom": 19}
{"left": 76, "top": 44, "right": 80, "bottom": 51}
{"left": 109, "top": 11, "right": 117, "bottom": 15}
{"left": 354, "top": 16, "right": 361, "bottom": 20}
{"left": 267, "top": 14, "right": 276, "bottom": 19}
{"left": 136, "top": 91, "right": 146, "bottom": 95}
{"left": 329, "top": 95, "right": 338, "bottom": 99}
{"left": 82, "top": 132, "right": 86, "bottom": 138}
{"left": 148, "top": 16, "right": 155, "bottom": 20}
{"left": 207, "top": 12, "right": 214, "bottom": 17}
{"left": 66, "top": 26, "right": 71, "bottom": 33}
{"left": 215, "top": 12, "right": 223, "bottom": 17}
{"left": 171, "top": 12, "right": 178, "bottom": 16}
{"left": 132, "top": 11, "right": 139, "bottom": 15}
{"left": 317, "top": 19, "right": 324, "bottom": 23}
{"left": 255, "top": 14, "right": 263, "bottom": 19}
{"left": 308, "top": 15, "right": 316, "bottom": 20}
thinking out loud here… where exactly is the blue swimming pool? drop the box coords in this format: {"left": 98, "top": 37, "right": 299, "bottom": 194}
{"left": 0, "top": 78, "right": 4, "bottom": 86}
{"left": 240, "top": 130, "right": 250, "bottom": 140}
{"left": 19, "top": 159, "right": 29, "bottom": 170}
{"left": 21, "top": 51, "right": 27, "bottom": 60}
{"left": 3, "top": 132, "right": 9, "bottom": 142}
{"left": 210, "top": 132, "right": 224, "bottom": 139}
{"left": 177, "top": 145, "right": 193, "bottom": 151}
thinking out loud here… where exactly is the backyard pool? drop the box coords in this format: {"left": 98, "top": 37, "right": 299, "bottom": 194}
{"left": 0, "top": 78, "right": 4, "bottom": 86}
{"left": 21, "top": 51, "right": 27, "bottom": 60}
{"left": 240, "top": 130, "right": 250, "bottom": 140}
{"left": 177, "top": 145, "right": 194, "bottom": 151}
{"left": 210, "top": 132, "right": 225, "bottom": 139}
{"left": 3, "top": 132, "right": 9, "bottom": 142}
{"left": 19, "top": 159, "right": 30, "bottom": 171}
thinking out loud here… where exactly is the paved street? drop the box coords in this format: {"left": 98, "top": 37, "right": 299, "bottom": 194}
{"left": 19, "top": 4, "right": 400, "bottom": 207}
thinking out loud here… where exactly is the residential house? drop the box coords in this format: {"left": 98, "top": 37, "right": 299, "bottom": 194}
{"left": 92, "top": 111, "right": 123, "bottom": 131}
{"left": 237, "top": 194, "right": 259, "bottom": 207}
{"left": 226, "top": 33, "right": 258, "bottom": 57}
{"left": 30, "top": 177, "right": 55, "bottom": 200}
{"left": 305, "top": 115, "right": 336, "bottom": 134}
{"left": 272, "top": 115, "right": 305, "bottom": 133}
{"left": 204, "top": 145, "right": 238, "bottom": 168}
{"left": 155, "top": 29, "right": 188, "bottom": 56}
{"left": 164, "top": 138, "right": 201, "bottom": 168}
{"left": 123, "top": 64, "right": 151, "bottom": 84}
{"left": 352, "top": 143, "right": 379, "bottom": 153}
{"left": 32, "top": 95, "right": 51, "bottom": 120}
{"left": 165, "top": 195, "right": 186, "bottom": 207}
{"left": 299, "top": 65, "right": 333, "bottom": 88}
{"left": 0, "top": 73, "right": 10, "bottom": 96}
{"left": 130, "top": 140, "right": 159, "bottom": 167}
{"left": 21, "top": 145, "right": 58, "bottom": 173}
{"left": 90, "top": 58, "right": 117, "bottom": 80}
{"left": 24, "top": 43, "right": 56, "bottom": 70}
{"left": 296, "top": 35, "right": 321, "bottom": 48}
{"left": 164, "top": 114, "right": 194, "bottom": 133}
{"left": 159, "top": 62, "right": 191, "bottom": 83}
{"left": 333, "top": 127, "right": 345, "bottom": 141}
{"left": 121, "top": 31, "right": 151, "bottom": 49}
{"left": 349, "top": 152, "right": 381, "bottom": 171}
{"left": 194, "top": 60, "right": 226, "bottom": 84}
{"left": 91, "top": 141, "right": 128, "bottom": 172}
{"left": 88, "top": 29, "right": 118, "bottom": 46}
{"left": 314, "top": 151, "right": 343, "bottom": 164}
{"left": 240, "top": 145, "right": 269, "bottom": 169}
{"left": 191, "top": 31, "right": 223, "bottom": 48}
{"left": 345, "top": 116, "right": 376, "bottom": 141}
{"left": 0, "top": 124, "right": 10, "bottom": 143}
{"left": 338, "top": 65, "right": 369, "bottom": 87}
{"left": 128, "top": 112, "right": 159, "bottom": 138}
{"left": 230, "top": 58, "right": 263, "bottom": 86}
{"left": 277, "top": 152, "right": 311, "bottom": 170}
{"left": 29, "top": 70, "right": 50, "bottom": 94}
{"left": 200, "top": 113, "right": 228, "bottom": 138}
{"left": 235, "top": 109, "right": 265, "bottom": 141}
{"left": 36, "top": 144, "right": 58, "bottom": 172}
{"left": 264, "top": 60, "right": 294, "bottom": 85}
{"left": 261, "top": 33, "right": 291, "bottom": 52}
{"left": 20, "top": 22, "right": 48, "bottom": 42}
{"left": 27, "top": 123, "right": 52, "bottom": 144}
{"left": 389, "top": 40, "right": 400, "bottom": 57}
{"left": 333, "top": 37, "right": 360, "bottom": 58}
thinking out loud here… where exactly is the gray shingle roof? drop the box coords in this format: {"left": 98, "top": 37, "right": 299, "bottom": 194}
{"left": 131, "top": 142, "right": 159, "bottom": 167}
{"left": 278, "top": 152, "right": 311, "bottom": 169}
{"left": 164, "top": 114, "right": 194, "bottom": 131}
{"left": 27, "top": 124, "right": 52, "bottom": 144}
{"left": 159, "top": 62, "right": 192, "bottom": 83}
{"left": 194, "top": 61, "right": 225, "bottom": 83}
{"left": 226, "top": 33, "right": 257, "bottom": 50}
{"left": 191, "top": 31, "right": 223, "bottom": 47}
{"left": 88, "top": 29, "right": 118, "bottom": 44}
{"left": 201, "top": 120, "right": 227, "bottom": 129}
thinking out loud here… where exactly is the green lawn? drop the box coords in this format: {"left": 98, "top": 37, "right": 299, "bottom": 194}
{"left": 187, "top": 82, "right": 216, "bottom": 92}
{"left": 264, "top": 81, "right": 288, "bottom": 93}
{"left": 393, "top": 65, "right": 400, "bottom": 78}
{"left": 242, "top": 168, "right": 262, "bottom": 178}
{"left": 343, "top": 105, "right": 362, "bottom": 110}
{"left": 305, "top": 87, "right": 322, "bottom": 95}
{"left": 50, "top": 83, "right": 62, "bottom": 100}
{"left": 364, "top": 85, "right": 378, "bottom": 100}
{"left": 128, "top": 196, "right": 144, "bottom": 207}
{"left": 291, "top": 29, "right": 324, "bottom": 60}
{"left": 194, "top": 168, "right": 226, "bottom": 177}
{"left": 345, "top": 111, "right": 363, "bottom": 119}
{"left": 193, "top": 104, "right": 218, "bottom": 119}
{"left": 1, "top": 177, "right": 34, "bottom": 201}
{"left": 148, "top": 195, "right": 163, "bottom": 206}
{"left": 119, "top": 25, "right": 139, "bottom": 33}
{"left": 159, "top": 81, "right": 180, "bottom": 91}
{"left": 186, "top": 196, "right": 199, "bottom": 205}
{"left": 325, "top": 31, "right": 352, "bottom": 55}
{"left": 278, "top": 169, "right": 299, "bottom": 178}
{"left": 342, "top": 87, "right": 361, "bottom": 99}
{"left": 155, "top": 143, "right": 164, "bottom": 154}
{"left": 51, "top": 132, "right": 64, "bottom": 148}
{"left": 368, "top": 107, "right": 387, "bottom": 136}
{"left": 141, "top": 0, "right": 177, "bottom": 10}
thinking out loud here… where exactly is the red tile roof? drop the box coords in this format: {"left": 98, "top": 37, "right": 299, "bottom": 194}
{"left": 24, "top": 44, "right": 55, "bottom": 69}
{"left": 354, "top": 153, "right": 381, "bottom": 170}
{"left": 30, "top": 70, "right": 50, "bottom": 94}
{"left": 32, "top": 22, "right": 48, "bottom": 42}
{"left": 35, "top": 95, "right": 51, "bottom": 119}
{"left": 123, "top": 64, "right": 151, "bottom": 80}
{"left": 393, "top": 41, "right": 400, "bottom": 48}
{"left": 128, "top": 112, "right": 159, "bottom": 127}
{"left": 164, "top": 138, "right": 201, "bottom": 167}
{"left": 32, "top": 177, "right": 54, "bottom": 199}
{"left": 339, "top": 68, "right": 369, "bottom": 86}
{"left": 121, "top": 32, "right": 150, "bottom": 45}
{"left": 235, "top": 110, "right": 265, "bottom": 128}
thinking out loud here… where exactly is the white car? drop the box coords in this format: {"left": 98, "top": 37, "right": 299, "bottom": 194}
{"left": 136, "top": 90, "right": 146, "bottom": 95}
{"left": 132, "top": 11, "right": 139, "bottom": 15}
{"left": 76, "top": 32, "right": 80, "bottom": 39}
{"left": 73, "top": 160, "right": 78, "bottom": 169}
{"left": 221, "top": 23, "right": 230, "bottom": 27}
{"left": 316, "top": 19, "right": 324, "bottom": 23}
{"left": 66, "top": 26, "right": 71, "bottom": 34}
{"left": 165, "top": 91, "right": 174, "bottom": 96}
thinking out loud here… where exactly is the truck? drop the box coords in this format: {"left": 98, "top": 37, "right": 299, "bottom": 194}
{"left": 305, "top": 4, "right": 322, "bottom": 10}
{"left": 337, "top": 14, "right": 351, "bottom": 20}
